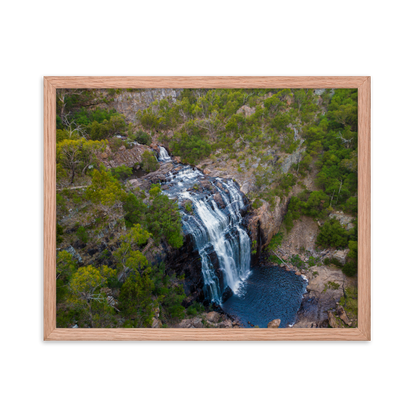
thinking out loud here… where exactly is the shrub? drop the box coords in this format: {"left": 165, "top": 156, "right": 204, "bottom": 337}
{"left": 252, "top": 199, "right": 262, "bottom": 210}
{"left": 57, "top": 222, "right": 64, "bottom": 244}
{"left": 111, "top": 165, "right": 133, "bottom": 181}
{"left": 342, "top": 261, "right": 357, "bottom": 277}
{"left": 316, "top": 219, "right": 348, "bottom": 248}
{"left": 290, "top": 254, "right": 305, "bottom": 269}
{"left": 187, "top": 302, "right": 205, "bottom": 317}
{"left": 141, "top": 150, "right": 159, "bottom": 173}
{"left": 171, "top": 132, "right": 211, "bottom": 165}
{"left": 135, "top": 130, "right": 152, "bottom": 145}
{"left": 268, "top": 232, "right": 284, "bottom": 252}
{"left": 269, "top": 255, "right": 283, "bottom": 264}
{"left": 123, "top": 192, "right": 147, "bottom": 228}
{"left": 146, "top": 185, "right": 183, "bottom": 248}
{"left": 76, "top": 226, "right": 89, "bottom": 244}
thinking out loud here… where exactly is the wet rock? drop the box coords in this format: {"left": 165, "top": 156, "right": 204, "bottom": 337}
{"left": 222, "top": 286, "right": 233, "bottom": 303}
{"left": 213, "top": 193, "right": 225, "bottom": 209}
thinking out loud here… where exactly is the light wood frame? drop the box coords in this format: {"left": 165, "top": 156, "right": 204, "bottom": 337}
{"left": 44, "top": 77, "right": 371, "bottom": 341}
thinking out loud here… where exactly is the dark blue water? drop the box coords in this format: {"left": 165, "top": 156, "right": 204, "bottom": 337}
{"left": 222, "top": 266, "right": 308, "bottom": 328}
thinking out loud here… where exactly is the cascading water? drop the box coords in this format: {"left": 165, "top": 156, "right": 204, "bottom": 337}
{"left": 156, "top": 148, "right": 306, "bottom": 327}
{"left": 158, "top": 146, "right": 172, "bottom": 162}
{"left": 161, "top": 163, "right": 251, "bottom": 304}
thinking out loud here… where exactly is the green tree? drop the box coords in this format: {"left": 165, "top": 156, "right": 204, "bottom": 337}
{"left": 57, "top": 138, "right": 106, "bottom": 184}
{"left": 113, "top": 223, "right": 151, "bottom": 280}
{"left": 134, "top": 130, "right": 152, "bottom": 145}
{"left": 316, "top": 219, "right": 349, "bottom": 248}
{"left": 56, "top": 250, "right": 77, "bottom": 281}
{"left": 123, "top": 192, "right": 147, "bottom": 228}
{"left": 69, "top": 265, "right": 115, "bottom": 327}
{"left": 85, "top": 169, "right": 126, "bottom": 219}
{"left": 118, "top": 272, "right": 155, "bottom": 327}
{"left": 343, "top": 240, "right": 358, "bottom": 277}
{"left": 110, "top": 165, "right": 133, "bottom": 181}
{"left": 141, "top": 150, "right": 159, "bottom": 173}
{"left": 76, "top": 226, "right": 89, "bottom": 243}
{"left": 137, "top": 108, "right": 161, "bottom": 130}
{"left": 146, "top": 185, "right": 183, "bottom": 248}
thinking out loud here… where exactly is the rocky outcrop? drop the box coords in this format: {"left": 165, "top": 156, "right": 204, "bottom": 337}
{"left": 247, "top": 196, "right": 289, "bottom": 249}
{"left": 329, "top": 211, "right": 355, "bottom": 230}
{"left": 336, "top": 305, "right": 352, "bottom": 326}
{"left": 64, "top": 245, "right": 83, "bottom": 264}
{"left": 127, "top": 162, "right": 175, "bottom": 191}
{"left": 314, "top": 88, "right": 335, "bottom": 97}
{"left": 332, "top": 249, "right": 350, "bottom": 265}
{"left": 281, "top": 215, "right": 319, "bottom": 253}
{"left": 98, "top": 143, "right": 154, "bottom": 169}
{"left": 322, "top": 306, "right": 352, "bottom": 329}
{"left": 175, "top": 312, "right": 240, "bottom": 328}
{"left": 293, "top": 265, "right": 356, "bottom": 328}
{"left": 280, "top": 148, "right": 304, "bottom": 174}
{"left": 106, "top": 89, "right": 181, "bottom": 123}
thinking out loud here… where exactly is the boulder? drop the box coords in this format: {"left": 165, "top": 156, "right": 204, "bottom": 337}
{"left": 191, "top": 317, "right": 203, "bottom": 328}
{"left": 240, "top": 182, "right": 253, "bottom": 194}
{"left": 128, "top": 179, "right": 140, "bottom": 188}
{"left": 218, "top": 319, "right": 233, "bottom": 328}
{"left": 333, "top": 249, "right": 350, "bottom": 265}
{"left": 206, "top": 311, "right": 221, "bottom": 323}
{"left": 267, "top": 319, "right": 281, "bottom": 328}
{"left": 327, "top": 311, "right": 338, "bottom": 328}
{"left": 336, "top": 305, "right": 352, "bottom": 326}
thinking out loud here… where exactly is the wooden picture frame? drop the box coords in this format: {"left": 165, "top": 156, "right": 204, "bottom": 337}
{"left": 44, "top": 76, "right": 371, "bottom": 341}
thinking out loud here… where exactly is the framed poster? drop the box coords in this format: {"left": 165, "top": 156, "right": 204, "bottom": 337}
{"left": 44, "top": 77, "right": 370, "bottom": 341}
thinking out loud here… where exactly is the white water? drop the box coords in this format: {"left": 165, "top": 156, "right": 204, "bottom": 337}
{"left": 163, "top": 167, "right": 251, "bottom": 303}
{"left": 158, "top": 146, "right": 172, "bottom": 162}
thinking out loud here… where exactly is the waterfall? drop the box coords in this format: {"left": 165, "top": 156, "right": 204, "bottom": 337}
{"left": 162, "top": 166, "right": 251, "bottom": 303}
{"left": 158, "top": 146, "right": 172, "bottom": 162}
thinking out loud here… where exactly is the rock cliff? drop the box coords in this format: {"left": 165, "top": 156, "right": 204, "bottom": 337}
{"left": 105, "top": 89, "right": 181, "bottom": 123}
